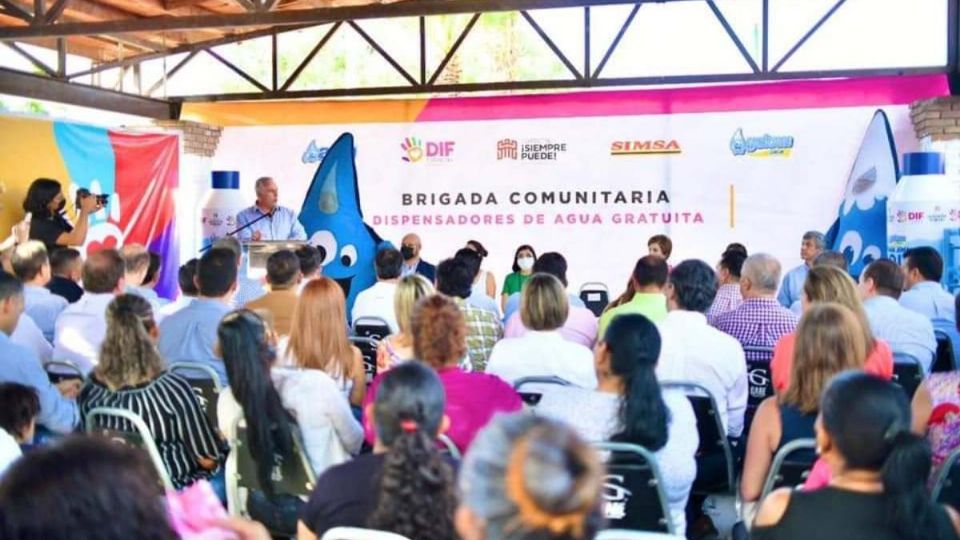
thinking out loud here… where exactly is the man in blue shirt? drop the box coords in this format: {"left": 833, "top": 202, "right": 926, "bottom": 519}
{"left": 859, "top": 259, "right": 937, "bottom": 372}
{"left": 0, "top": 272, "right": 78, "bottom": 434}
{"left": 235, "top": 177, "right": 307, "bottom": 242}
{"left": 900, "top": 246, "right": 956, "bottom": 326}
{"left": 158, "top": 248, "right": 236, "bottom": 385}
{"left": 777, "top": 230, "right": 824, "bottom": 308}
{"left": 11, "top": 241, "right": 67, "bottom": 343}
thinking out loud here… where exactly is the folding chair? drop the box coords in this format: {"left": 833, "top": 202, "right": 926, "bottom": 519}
{"left": 169, "top": 362, "right": 223, "bottom": 427}
{"left": 891, "top": 354, "right": 925, "bottom": 399}
{"left": 44, "top": 360, "right": 84, "bottom": 384}
{"left": 349, "top": 336, "right": 379, "bottom": 385}
{"left": 594, "top": 441, "right": 675, "bottom": 535}
{"left": 513, "top": 375, "right": 573, "bottom": 408}
{"left": 934, "top": 329, "right": 958, "bottom": 373}
{"left": 595, "top": 531, "right": 685, "bottom": 540}
{"left": 758, "top": 438, "right": 816, "bottom": 502}
{"left": 352, "top": 316, "right": 392, "bottom": 341}
{"left": 84, "top": 406, "right": 174, "bottom": 491}
{"left": 932, "top": 446, "right": 960, "bottom": 510}
{"left": 579, "top": 282, "right": 610, "bottom": 317}
{"left": 661, "top": 381, "right": 736, "bottom": 496}
{"left": 321, "top": 528, "right": 413, "bottom": 540}
{"left": 742, "top": 346, "right": 775, "bottom": 437}
{"left": 436, "top": 433, "right": 462, "bottom": 460}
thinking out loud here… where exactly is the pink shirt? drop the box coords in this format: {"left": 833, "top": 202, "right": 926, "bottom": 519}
{"left": 363, "top": 366, "right": 522, "bottom": 452}
{"left": 503, "top": 306, "right": 599, "bottom": 350}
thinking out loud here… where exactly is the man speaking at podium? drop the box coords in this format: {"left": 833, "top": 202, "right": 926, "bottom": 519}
{"left": 235, "top": 176, "right": 307, "bottom": 241}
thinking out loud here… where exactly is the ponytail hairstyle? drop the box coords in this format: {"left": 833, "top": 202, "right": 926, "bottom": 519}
{"left": 367, "top": 361, "right": 456, "bottom": 540}
{"left": 605, "top": 256, "right": 669, "bottom": 312}
{"left": 459, "top": 414, "right": 604, "bottom": 540}
{"left": 466, "top": 240, "right": 489, "bottom": 259}
{"left": 217, "top": 310, "right": 294, "bottom": 495}
{"left": 604, "top": 314, "right": 669, "bottom": 451}
{"left": 97, "top": 294, "right": 163, "bottom": 390}
{"left": 821, "top": 372, "right": 948, "bottom": 540}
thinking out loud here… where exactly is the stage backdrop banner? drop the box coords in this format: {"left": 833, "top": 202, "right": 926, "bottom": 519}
{"left": 209, "top": 75, "right": 947, "bottom": 294}
{"left": 0, "top": 115, "right": 180, "bottom": 298}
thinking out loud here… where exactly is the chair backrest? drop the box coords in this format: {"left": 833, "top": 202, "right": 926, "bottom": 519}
{"left": 660, "top": 381, "right": 735, "bottom": 494}
{"left": 321, "top": 527, "right": 413, "bottom": 540}
{"left": 934, "top": 329, "right": 958, "bottom": 373}
{"left": 233, "top": 417, "right": 317, "bottom": 500}
{"left": 758, "top": 438, "right": 817, "bottom": 502}
{"left": 594, "top": 441, "right": 675, "bottom": 535}
{"left": 44, "top": 360, "right": 84, "bottom": 382}
{"left": 513, "top": 375, "right": 573, "bottom": 408}
{"left": 579, "top": 282, "right": 610, "bottom": 317}
{"left": 353, "top": 317, "right": 392, "bottom": 341}
{"left": 436, "top": 433, "right": 462, "bottom": 460}
{"left": 891, "top": 354, "right": 925, "bottom": 399}
{"left": 168, "top": 362, "right": 223, "bottom": 427}
{"left": 932, "top": 446, "right": 960, "bottom": 510}
{"left": 84, "top": 406, "right": 174, "bottom": 491}
{"left": 741, "top": 346, "right": 775, "bottom": 436}
{"left": 349, "top": 336, "right": 380, "bottom": 385}
{"left": 596, "top": 530, "right": 685, "bottom": 540}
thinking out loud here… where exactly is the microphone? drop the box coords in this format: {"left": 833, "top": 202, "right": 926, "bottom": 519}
{"left": 199, "top": 207, "right": 276, "bottom": 252}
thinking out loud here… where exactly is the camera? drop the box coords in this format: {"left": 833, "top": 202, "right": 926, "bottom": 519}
{"left": 76, "top": 188, "right": 109, "bottom": 209}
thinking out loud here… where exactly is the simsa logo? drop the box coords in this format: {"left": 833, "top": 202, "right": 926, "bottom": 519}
{"left": 610, "top": 139, "right": 682, "bottom": 156}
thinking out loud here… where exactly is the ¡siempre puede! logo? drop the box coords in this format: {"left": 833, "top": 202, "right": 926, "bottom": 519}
{"left": 610, "top": 140, "right": 682, "bottom": 156}
{"left": 401, "top": 137, "right": 456, "bottom": 163}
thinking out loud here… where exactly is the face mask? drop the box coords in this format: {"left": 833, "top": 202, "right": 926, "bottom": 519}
{"left": 401, "top": 246, "right": 416, "bottom": 260}
{"left": 56, "top": 199, "right": 66, "bottom": 213}
{"left": 517, "top": 256, "right": 534, "bottom": 271}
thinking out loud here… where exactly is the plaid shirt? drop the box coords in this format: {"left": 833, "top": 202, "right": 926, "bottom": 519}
{"left": 706, "top": 283, "right": 744, "bottom": 326}
{"left": 453, "top": 297, "right": 502, "bottom": 372}
{"left": 714, "top": 297, "right": 798, "bottom": 360}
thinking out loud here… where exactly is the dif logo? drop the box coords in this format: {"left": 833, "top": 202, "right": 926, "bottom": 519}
{"left": 401, "top": 137, "right": 456, "bottom": 163}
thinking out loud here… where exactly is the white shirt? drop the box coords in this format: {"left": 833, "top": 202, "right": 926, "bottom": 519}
{"left": 657, "top": 310, "right": 748, "bottom": 437}
{"left": 11, "top": 314, "right": 52, "bottom": 364}
{"left": 864, "top": 295, "right": 937, "bottom": 372}
{"left": 485, "top": 330, "right": 597, "bottom": 388}
{"left": 351, "top": 281, "right": 399, "bottom": 333}
{"left": 0, "top": 429, "right": 21, "bottom": 479}
{"left": 900, "top": 281, "right": 956, "bottom": 324}
{"left": 52, "top": 292, "right": 114, "bottom": 374}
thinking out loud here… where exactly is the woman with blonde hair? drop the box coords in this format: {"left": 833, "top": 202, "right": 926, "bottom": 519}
{"left": 769, "top": 265, "right": 893, "bottom": 393}
{"left": 376, "top": 274, "right": 434, "bottom": 372}
{"left": 78, "top": 294, "right": 226, "bottom": 493}
{"left": 741, "top": 303, "right": 868, "bottom": 515}
{"left": 283, "top": 277, "right": 366, "bottom": 407}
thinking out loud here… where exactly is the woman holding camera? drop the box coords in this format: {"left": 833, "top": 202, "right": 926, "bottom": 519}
{"left": 23, "top": 178, "right": 102, "bottom": 253}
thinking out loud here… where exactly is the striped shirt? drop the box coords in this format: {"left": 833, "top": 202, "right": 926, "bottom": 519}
{"left": 78, "top": 371, "right": 226, "bottom": 489}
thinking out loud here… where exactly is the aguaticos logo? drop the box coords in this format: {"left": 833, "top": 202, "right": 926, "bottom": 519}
{"left": 730, "top": 128, "right": 794, "bottom": 157}
{"left": 401, "top": 137, "right": 455, "bottom": 163}
{"left": 610, "top": 139, "right": 682, "bottom": 156}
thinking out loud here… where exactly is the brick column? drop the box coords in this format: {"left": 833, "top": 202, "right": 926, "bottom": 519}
{"left": 152, "top": 119, "right": 223, "bottom": 157}
{"left": 911, "top": 96, "right": 960, "bottom": 176}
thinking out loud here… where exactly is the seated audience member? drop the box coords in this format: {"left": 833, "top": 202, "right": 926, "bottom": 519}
{"left": 707, "top": 249, "right": 747, "bottom": 325}
{"left": 536, "top": 314, "right": 698, "bottom": 534}
{"left": 53, "top": 248, "right": 125, "bottom": 374}
{"left": 217, "top": 310, "right": 361, "bottom": 530}
{"left": 0, "top": 273, "right": 78, "bottom": 434}
{"left": 363, "top": 295, "right": 522, "bottom": 452}
{"left": 740, "top": 303, "right": 867, "bottom": 512}
{"left": 0, "top": 383, "right": 39, "bottom": 476}
{"left": 400, "top": 233, "right": 436, "bottom": 282}
{"left": 158, "top": 258, "right": 199, "bottom": 318}
{"left": 121, "top": 244, "right": 163, "bottom": 314}
{"left": 299, "top": 362, "right": 457, "bottom": 540}
{"left": 466, "top": 239, "right": 496, "bottom": 299}
{"left": 860, "top": 259, "right": 936, "bottom": 372}
{"left": 503, "top": 252, "right": 597, "bottom": 349}
{"left": 295, "top": 244, "right": 323, "bottom": 293}
{"left": 158, "top": 247, "right": 236, "bottom": 384}
{"left": 788, "top": 250, "right": 849, "bottom": 314}
{"left": 11, "top": 311, "right": 52, "bottom": 364}
{"left": 142, "top": 252, "right": 169, "bottom": 308}
{"left": 282, "top": 277, "right": 365, "bottom": 407}
{"left": 12, "top": 241, "right": 66, "bottom": 342}
{"left": 487, "top": 273, "right": 596, "bottom": 388}
{"left": 79, "top": 294, "right": 226, "bottom": 492}
{"left": 659, "top": 260, "right": 747, "bottom": 437}
{"left": 599, "top": 255, "right": 669, "bottom": 336}
{"left": 436, "top": 257, "right": 503, "bottom": 372}
{"left": 715, "top": 253, "right": 798, "bottom": 355}
{"left": 456, "top": 248, "right": 500, "bottom": 316}
{"left": 752, "top": 372, "right": 960, "bottom": 540}
{"left": 778, "top": 230, "right": 824, "bottom": 309}
{"left": 244, "top": 249, "right": 301, "bottom": 335}
{"left": 648, "top": 233, "right": 673, "bottom": 262}
{"left": 455, "top": 414, "right": 604, "bottom": 540}
{"left": 213, "top": 235, "right": 265, "bottom": 306}
{"left": 501, "top": 244, "right": 537, "bottom": 311}
{"left": 502, "top": 251, "right": 586, "bottom": 324}
{"left": 46, "top": 247, "right": 83, "bottom": 303}
{"left": 770, "top": 265, "right": 893, "bottom": 393}
{"left": 376, "top": 274, "right": 434, "bottom": 372}
{"left": 725, "top": 242, "right": 748, "bottom": 257}
{"left": 900, "top": 246, "right": 956, "bottom": 325}
{"left": 352, "top": 247, "right": 402, "bottom": 333}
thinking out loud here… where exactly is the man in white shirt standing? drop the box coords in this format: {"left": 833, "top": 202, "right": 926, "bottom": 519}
{"left": 900, "top": 246, "right": 956, "bottom": 326}
{"left": 52, "top": 249, "right": 126, "bottom": 374}
{"left": 351, "top": 247, "right": 402, "bottom": 333}
{"left": 11, "top": 241, "right": 67, "bottom": 343}
{"left": 658, "top": 259, "right": 748, "bottom": 438}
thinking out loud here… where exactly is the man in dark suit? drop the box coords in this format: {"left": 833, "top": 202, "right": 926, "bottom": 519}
{"left": 399, "top": 233, "right": 435, "bottom": 283}
{"left": 46, "top": 248, "right": 83, "bottom": 303}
